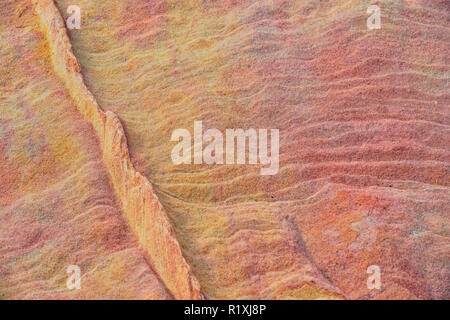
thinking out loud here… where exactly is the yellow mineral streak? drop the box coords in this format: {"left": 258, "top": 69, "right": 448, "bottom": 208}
{"left": 31, "top": 0, "right": 203, "bottom": 300}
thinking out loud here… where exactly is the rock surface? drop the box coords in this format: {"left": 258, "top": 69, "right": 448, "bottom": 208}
{"left": 1, "top": 0, "right": 449, "bottom": 299}
{"left": 0, "top": 0, "right": 171, "bottom": 300}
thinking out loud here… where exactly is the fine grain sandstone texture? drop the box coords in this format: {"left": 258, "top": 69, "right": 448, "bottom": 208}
{"left": 50, "top": 0, "right": 449, "bottom": 299}
{"left": 31, "top": 0, "right": 203, "bottom": 300}
{"left": 1, "top": 0, "right": 449, "bottom": 300}
{"left": 0, "top": 0, "right": 171, "bottom": 299}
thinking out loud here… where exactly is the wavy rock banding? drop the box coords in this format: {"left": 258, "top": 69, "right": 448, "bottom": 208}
{"left": 3, "top": 0, "right": 446, "bottom": 300}
{"left": 31, "top": 0, "right": 203, "bottom": 300}
{"left": 0, "top": 0, "right": 172, "bottom": 299}
{"left": 46, "top": 0, "right": 448, "bottom": 299}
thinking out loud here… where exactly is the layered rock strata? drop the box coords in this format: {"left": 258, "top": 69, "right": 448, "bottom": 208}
{"left": 30, "top": 0, "right": 203, "bottom": 300}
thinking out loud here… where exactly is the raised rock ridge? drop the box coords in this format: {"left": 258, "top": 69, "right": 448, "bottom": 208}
{"left": 0, "top": 0, "right": 171, "bottom": 299}
{"left": 31, "top": 0, "right": 203, "bottom": 300}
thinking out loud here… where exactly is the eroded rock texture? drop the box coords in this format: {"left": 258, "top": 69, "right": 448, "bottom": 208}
{"left": 1, "top": 0, "right": 449, "bottom": 299}
{"left": 0, "top": 0, "right": 171, "bottom": 299}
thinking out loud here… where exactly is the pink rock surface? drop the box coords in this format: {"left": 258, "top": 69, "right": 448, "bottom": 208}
{"left": 0, "top": 0, "right": 171, "bottom": 299}
{"left": 1, "top": 0, "right": 448, "bottom": 299}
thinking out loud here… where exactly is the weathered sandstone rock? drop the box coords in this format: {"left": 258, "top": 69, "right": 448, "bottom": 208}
{"left": 1, "top": 0, "right": 448, "bottom": 300}
{"left": 51, "top": 0, "right": 448, "bottom": 299}
{"left": 0, "top": 0, "right": 171, "bottom": 299}
{"left": 31, "top": 0, "right": 203, "bottom": 300}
